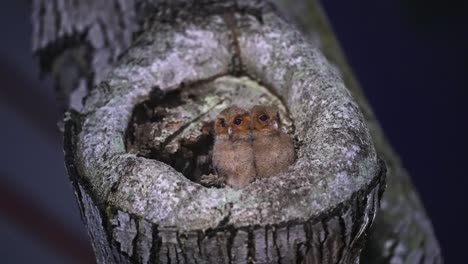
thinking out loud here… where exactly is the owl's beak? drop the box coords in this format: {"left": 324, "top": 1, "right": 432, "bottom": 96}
{"left": 228, "top": 126, "right": 233, "bottom": 136}
{"left": 273, "top": 121, "right": 279, "bottom": 130}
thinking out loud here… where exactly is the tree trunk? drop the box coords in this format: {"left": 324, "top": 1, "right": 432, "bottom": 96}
{"left": 32, "top": 0, "right": 441, "bottom": 263}
{"left": 270, "top": 1, "right": 443, "bottom": 263}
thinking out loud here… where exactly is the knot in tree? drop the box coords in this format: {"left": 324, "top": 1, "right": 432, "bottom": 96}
{"left": 63, "top": 1, "right": 385, "bottom": 263}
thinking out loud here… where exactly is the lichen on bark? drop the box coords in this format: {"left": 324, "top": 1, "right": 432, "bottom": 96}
{"left": 272, "top": 0, "right": 442, "bottom": 262}
{"left": 61, "top": 1, "right": 385, "bottom": 263}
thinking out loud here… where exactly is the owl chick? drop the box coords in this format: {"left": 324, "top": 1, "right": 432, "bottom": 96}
{"left": 251, "top": 105, "right": 295, "bottom": 178}
{"left": 212, "top": 106, "right": 256, "bottom": 188}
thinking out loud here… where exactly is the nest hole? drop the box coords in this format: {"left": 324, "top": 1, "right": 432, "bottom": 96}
{"left": 125, "top": 76, "right": 294, "bottom": 186}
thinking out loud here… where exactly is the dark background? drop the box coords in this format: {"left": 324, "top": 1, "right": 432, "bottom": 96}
{"left": 0, "top": 0, "right": 467, "bottom": 263}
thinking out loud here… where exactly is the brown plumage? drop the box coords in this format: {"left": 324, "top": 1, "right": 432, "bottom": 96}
{"left": 212, "top": 106, "right": 256, "bottom": 188}
{"left": 250, "top": 105, "right": 295, "bottom": 178}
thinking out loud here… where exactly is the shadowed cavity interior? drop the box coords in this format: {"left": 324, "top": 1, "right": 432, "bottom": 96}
{"left": 124, "top": 75, "right": 294, "bottom": 184}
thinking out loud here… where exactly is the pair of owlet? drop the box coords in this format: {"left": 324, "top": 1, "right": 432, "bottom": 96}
{"left": 212, "top": 105, "right": 295, "bottom": 188}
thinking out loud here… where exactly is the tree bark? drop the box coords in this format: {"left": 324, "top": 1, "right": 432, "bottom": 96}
{"left": 59, "top": 1, "right": 384, "bottom": 263}
{"left": 32, "top": 0, "right": 441, "bottom": 263}
{"left": 32, "top": 0, "right": 138, "bottom": 111}
{"left": 270, "top": 1, "right": 443, "bottom": 263}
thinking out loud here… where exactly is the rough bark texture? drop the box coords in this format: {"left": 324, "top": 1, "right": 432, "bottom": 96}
{"left": 270, "top": 1, "right": 443, "bottom": 263}
{"left": 32, "top": 0, "right": 440, "bottom": 263}
{"left": 59, "top": 1, "right": 385, "bottom": 263}
{"left": 32, "top": 0, "right": 138, "bottom": 111}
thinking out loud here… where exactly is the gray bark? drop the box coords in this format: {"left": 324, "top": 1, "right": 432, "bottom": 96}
{"left": 270, "top": 1, "right": 443, "bottom": 263}
{"left": 32, "top": 0, "right": 138, "bottom": 111}
{"left": 60, "top": 1, "right": 384, "bottom": 263}
{"left": 32, "top": 0, "right": 440, "bottom": 263}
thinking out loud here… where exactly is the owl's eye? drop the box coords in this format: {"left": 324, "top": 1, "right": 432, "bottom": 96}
{"left": 234, "top": 118, "right": 242, "bottom": 125}
{"left": 219, "top": 119, "right": 226, "bottom": 127}
{"left": 259, "top": 114, "right": 269, "bottom": 122}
